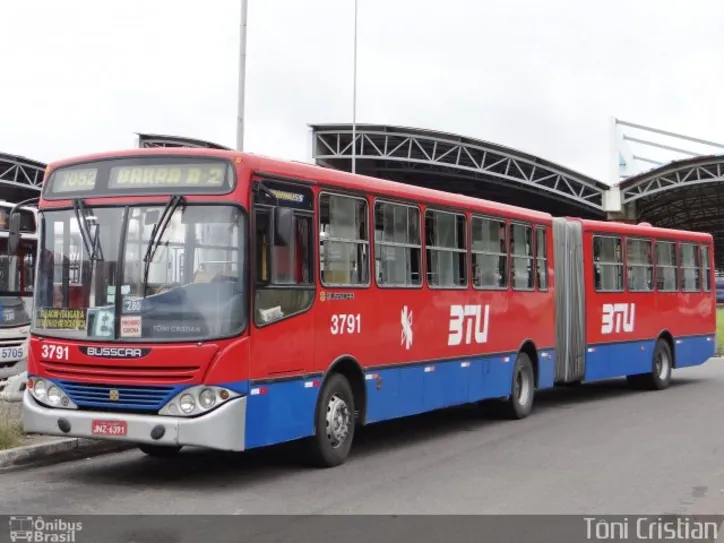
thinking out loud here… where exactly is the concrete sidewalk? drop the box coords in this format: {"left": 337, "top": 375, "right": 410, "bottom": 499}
{"left": 0, "top": 399, "right": 131, "bottom": 470}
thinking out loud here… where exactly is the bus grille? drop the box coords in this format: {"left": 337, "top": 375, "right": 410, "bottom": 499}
{"left": 40, "top": 361, "right": 200, "bottom": 384}
{"left": 59, "top": 381, "right": 180, "bottom": 411}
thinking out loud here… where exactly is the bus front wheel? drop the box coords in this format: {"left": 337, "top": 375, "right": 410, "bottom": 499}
{"left": 306, "top": 373, "right": 356, "bottom": 468}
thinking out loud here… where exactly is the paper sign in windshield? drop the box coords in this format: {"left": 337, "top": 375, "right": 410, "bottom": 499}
{"left": 120, "top": 315, "right": 142, "bottom": 337}
{"left": 36, "top": 308, "right": 87, "bottom": 330}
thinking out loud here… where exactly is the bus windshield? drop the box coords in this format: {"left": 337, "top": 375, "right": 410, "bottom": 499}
{"left": 0, "top": 237, "right": 35, "bottom": 326}
{"left": 32, "top": 203, "right": 247, "bottom": 342}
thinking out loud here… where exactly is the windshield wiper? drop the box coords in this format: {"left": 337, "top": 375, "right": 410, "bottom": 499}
{"left": 72, "top": 199, "right": 104, "bottom": 262}
{"left": 141, "top": 195, "right": 185, "bottom": 297}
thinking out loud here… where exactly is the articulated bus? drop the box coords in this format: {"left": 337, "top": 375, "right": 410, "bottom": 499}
{"left": 20, "top": 149, "right": 716, "bottom": 467}
{"left": 0, "top": 201, "right": 38, "bottom": 392}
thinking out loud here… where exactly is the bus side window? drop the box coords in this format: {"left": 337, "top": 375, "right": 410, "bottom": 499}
{"left": 626, "top": 238, "right": 653, "bottom": 292}
{"left": 700, "top": 244, "right": 712, "bottom": 292}
{"left": 655, "top": 241, "right": 677, "bottom": 292}
{"left": 679, "top": 242, "right": 700, "bottom": 292}
{"left": 593, "top": 235, "right": 623, "bottom": 292}
{"left": 374, "top": 201, "right": 421, "bottom": 287}
{"left": 425, "top": 209, "right": 467, "bottom": 288}
{"left": 319, "top": 193, "right": 369, "bottom": 287}
{"left": 510, "top": 222, "right": 534, "bottom": 290}
{"left": 471, "top": 216, "right": 507, "bottom": 290}
{"left": 535, "top": 226, "right": 548, "bottom": 291}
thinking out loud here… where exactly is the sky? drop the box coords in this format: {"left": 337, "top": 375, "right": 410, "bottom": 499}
{"left": 1, "top": 0, "right": 723, "bottom": 184}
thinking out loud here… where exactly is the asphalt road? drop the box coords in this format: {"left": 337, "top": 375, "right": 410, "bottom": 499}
{"left": 2, "top": 359, "right": 724, "bottom": 524}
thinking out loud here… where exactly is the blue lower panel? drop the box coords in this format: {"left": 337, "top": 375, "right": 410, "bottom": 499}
{"left": 244, "top": 379, "right": 320, "bottom": 450}
{"left": 365, "top": 353, "right": 518, "bottom": 425}
{"left": 584, "top": 334, "right": 716, "bottom": 382}
{"left": 538, "top": 350, "right": 556, "bottom": 389}
{"left": 674, "top": 335, "right": 716, "bottom": 368}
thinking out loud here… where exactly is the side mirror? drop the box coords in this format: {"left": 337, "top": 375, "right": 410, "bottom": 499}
{"left": 7, "top": 212, "right": 21, "bottom": 256}
{"left": 273, "top": 207, "right": 294, "bottom": 246}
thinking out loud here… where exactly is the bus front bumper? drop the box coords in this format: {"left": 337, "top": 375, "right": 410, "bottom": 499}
{"left": 22, "top": 390, "right": 247, "bottom": 451}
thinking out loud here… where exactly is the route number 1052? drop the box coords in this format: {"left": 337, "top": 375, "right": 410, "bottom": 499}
{"left": 330, "top": 314, "right": 361, "bottom": 335}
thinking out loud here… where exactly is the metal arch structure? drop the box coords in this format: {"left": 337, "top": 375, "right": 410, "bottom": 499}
{"left": 0, "top": 152, "right": 45, "bottom": 204}
{"left": 309, "top": 124, "right": 609, "bottom": 218}
{"left": 135, "top": 133, "right": 232, "bottom": 150}
{"left": 616, "top": 155, "right": 724, "bottom": 270}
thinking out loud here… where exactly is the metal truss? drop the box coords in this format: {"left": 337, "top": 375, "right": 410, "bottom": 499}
{"left": 135, "top": 133, "right": 232, "bottom": 150}
{"left": 619, "top": 156, "right": 724, "bottom": 204}
{"left": 0, "top": 153, "right": 45, "bottom": 193}
{"left": 310, "top": 124, "right": 608, "bottom": 212}
{"left": 622, "top": 156, "right": 724, "bottom": 270}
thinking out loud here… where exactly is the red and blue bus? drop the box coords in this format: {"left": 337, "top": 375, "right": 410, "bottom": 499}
{"left": 20, "top": 149, "right": 716, "bottom": 467}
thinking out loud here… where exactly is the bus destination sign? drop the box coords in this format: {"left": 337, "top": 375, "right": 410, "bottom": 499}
{"left": 45, "top": 158, "right": 233, "bottom": 198}
{"left": 108, "top": 164, "right": 226, "bottom": 189}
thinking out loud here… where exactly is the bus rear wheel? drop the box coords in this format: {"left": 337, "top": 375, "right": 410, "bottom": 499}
{"left": 305, "top": 373, "right": 355, "bottom": 468}
{"left": 138, "top": 444, "right": 182, "bottom": 458}
{"left": 627, "top": 338, "right": 673, "bottom": 391}
{"left": 502, "top": 352, "right": 535, "bottom": 419}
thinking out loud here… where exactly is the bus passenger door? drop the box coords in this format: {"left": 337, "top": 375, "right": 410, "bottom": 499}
{"left": 250, "top": 181, "right": 317, "bottom": 379}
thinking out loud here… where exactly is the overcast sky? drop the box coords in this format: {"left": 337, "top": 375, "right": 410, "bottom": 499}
{"left": 1, "top": 0, "right": 723, "bottom": 183}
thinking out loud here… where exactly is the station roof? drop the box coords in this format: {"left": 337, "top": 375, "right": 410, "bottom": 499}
{"left": 615, "top": 154, "right": 724, "bottom": 268}
{"left": 0, "top": 152, "right": 45, "bottom": 204}
{"left": 309, "top": 123, "right": 609, "bottom": 219}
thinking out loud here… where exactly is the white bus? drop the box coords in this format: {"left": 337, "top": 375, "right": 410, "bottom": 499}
{"left": 0, "top": 201, "right": 38, "bottom": 393}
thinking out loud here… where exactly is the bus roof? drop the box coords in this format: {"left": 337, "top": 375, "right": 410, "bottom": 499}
{"left": 572, "top": 217, "right": 713, "bottom": 242}
{"left": 45, "top": 147, "right": 552, "bottom": 223}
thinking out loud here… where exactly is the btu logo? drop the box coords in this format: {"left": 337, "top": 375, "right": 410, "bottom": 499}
{"left": 448, "top": 304, "right": 490, "bottom": 346}
{"left": 601, "top": 303, "right": 635, "bottom": 334}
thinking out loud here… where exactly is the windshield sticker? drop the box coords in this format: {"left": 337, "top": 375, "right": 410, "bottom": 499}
{"left": 106, "top": 285, "right": 131, "bottom": 304}
{"left": 122, "top": 297, "right": 143, "bottom": 313}
{"left": 36, "top": 308, "right": 87, "bottom": 330}
{"left": 151, "top": 323, "right": 203, "bottom": 336}
{"left": 89, "top": 308, "right": 114, "bottom": 338}
{"left": 120, "top": 315, "right": 142, "bottom": 337}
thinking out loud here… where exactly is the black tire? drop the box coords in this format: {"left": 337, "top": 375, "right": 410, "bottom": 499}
{"left": 500, "top": 352, "right": 536, "bottom": 419}
{"left": 138, "top": 444, "right": 182, "bottom": 458}
{"left": 305, "top": 373, "right": 355, "bottom": 468}
{"left": 627, "top": 338, "right": 673, "bottom": 391}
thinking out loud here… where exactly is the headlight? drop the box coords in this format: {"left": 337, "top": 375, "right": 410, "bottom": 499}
{"left": 159, "top": 385, "right": 240, "bottom": 417}
{"left": 47, "top": 386, "right": 62, "bottom": 406}
{"left": 34, "top": 378, "right": 47, "bottom": 399}
{"left": 179, "top": 394, "right": 195, "bottom": 414}
{"left": 27, "top": 376, "right": 77, "bottom": 409}
{"left": 199, "top": 388, "right": 216, "bottom": 409}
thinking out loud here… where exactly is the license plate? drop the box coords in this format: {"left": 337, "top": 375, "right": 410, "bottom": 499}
{"left": 0, "top": 347, "right": 24, "bottom": 360}
{"left": 91, "top": 420, "right": 127, "bottom": 436}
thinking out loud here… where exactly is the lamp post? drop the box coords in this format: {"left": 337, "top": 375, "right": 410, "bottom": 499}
{"left": 351, "top": 0, "right": 358, "bottom": 173}
{"left": 236, "top": 0, "right": 248, "bottom": 151}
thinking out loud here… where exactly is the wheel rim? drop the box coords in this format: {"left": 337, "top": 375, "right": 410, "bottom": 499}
{"left": 325, "top": 394, "right": 351, "bottom": 449}
{"left": 515, "top": 365, "right": 531, "bottom": 406}
{"left": 655, "top": 348, "right": 671, "bottom": 380}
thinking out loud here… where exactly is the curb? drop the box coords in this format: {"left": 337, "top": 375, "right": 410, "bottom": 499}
{"left": 0, "top": 437, "right": 133, "bottom": 470}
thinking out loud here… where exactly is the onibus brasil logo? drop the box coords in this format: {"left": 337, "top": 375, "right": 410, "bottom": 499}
{"left": 9, "top": 516, "right": 82, "bottom": 542}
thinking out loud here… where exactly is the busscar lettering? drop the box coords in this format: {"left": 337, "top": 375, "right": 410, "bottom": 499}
{"left": 86, "top": 347, "right": 143, "bottom": 358}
